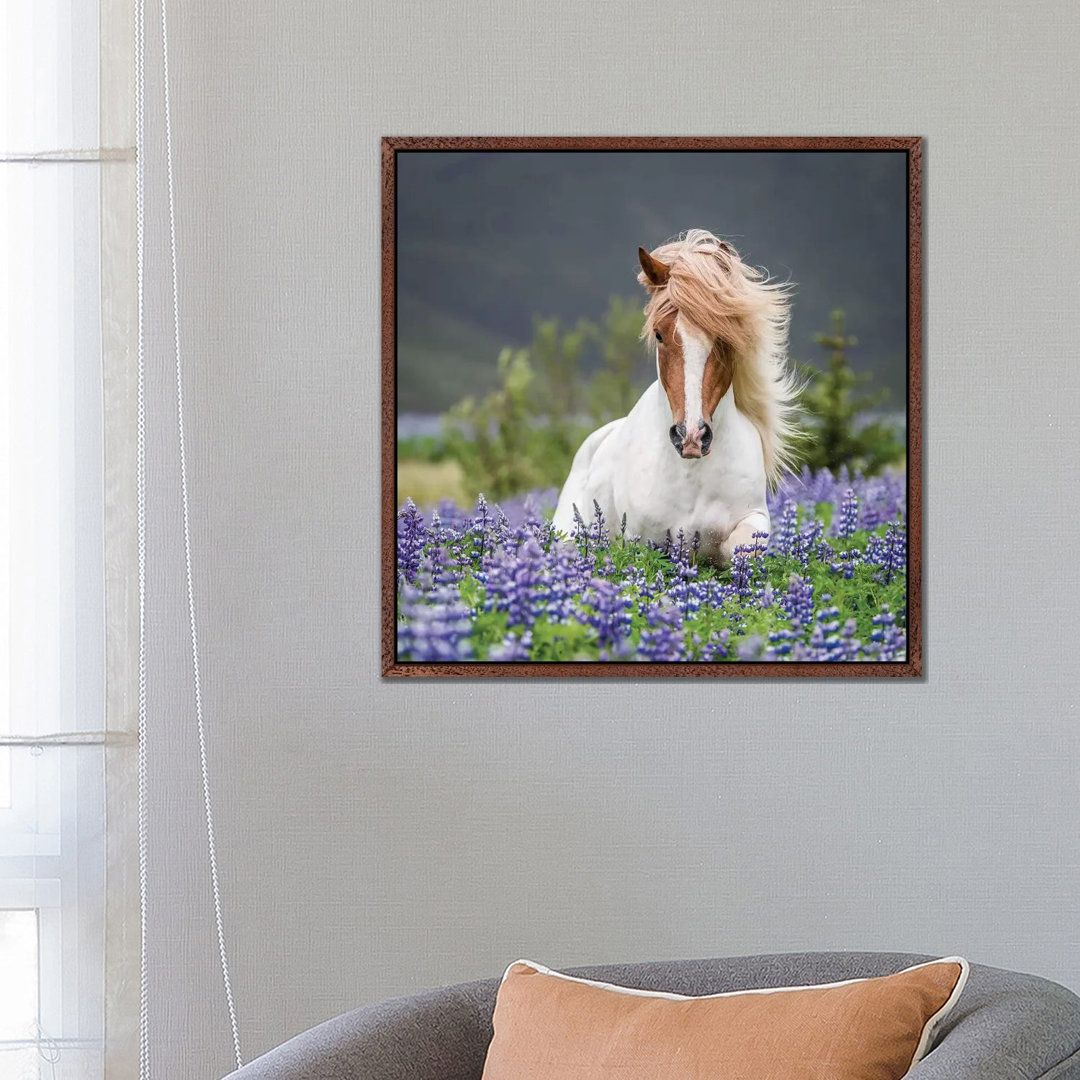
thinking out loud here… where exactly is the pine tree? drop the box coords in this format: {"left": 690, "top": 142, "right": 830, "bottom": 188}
{"left": 796, "top": 310, "right": 904, "bottom": 475}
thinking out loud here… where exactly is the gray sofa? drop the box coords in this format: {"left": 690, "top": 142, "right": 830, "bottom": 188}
{"left": 224, "top": 952, "right": 1080, "bottom": 1079}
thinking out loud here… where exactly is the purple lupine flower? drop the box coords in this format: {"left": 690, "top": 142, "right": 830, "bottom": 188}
{"left": 542, "top": 541, "right": 595, "bottom": 623}
{"left": 857, "top": 473, "right": 905, "bottom": 529}
{"left": 419, "top": 541, "right": 459, "bottom": 587}
{"left": 814, "top": 601, "right": 841, "bottom": 636}
{"left": 569, "top": 502, "right": 594, "bottom": 559}
{"left": 667, "top": 558, "right": 702, "bottom": 617}
{"left": 769, "top": 500, "right": 800, "bottom": 556}
{"left": 736, "top": 635, "right": 764, "bottom": 661}
{"left": 765, "top": 625, "right": 801, "bottom": 658}
{"left": 835, "top": 488, "right": 859, "bottom": 540}
{"left": 782, "top": 573, "right": 815, "bottom": 629}
{"left": 729, "top": 531, "right": 768, "bottom": 602}
{"left": 696, "top": 628, "right": 731, "bottom": 662}
{"left": 792, "top": 517, "right": 824, "bottom": 566}
{"left": 769, "top": 466, "right": 905, "bottom": 536}
{"left": 433, "top": 496, "right": 469, "bottom": 531}
{"left": 869, "top": 605, "right": 907, "bottom": 660}
{"left": 495, "top": 487, "right": 558, "bottom": 527}
{"left": 638, "top": 599, "right": 685, "bottom": 662}
{"left": 829, "top": 548, "right": 861, "bottom": 580}
{"left": 827, "top": 618, "right": 864, "bottom": 662}
{"left": 886, "top": 520, "right": 907, "bottom": 579}
{"left": 585, "top": 577, "right": 633, "bottom": 657}
{"left": 397, "top": 584, "right": 473, "bottom": 661}
{"left": 590, "top": 500, "right": 609, "bottom": 549}
{"left": 491, "top": 504, "right": 512, "bottom": 548}
{"left": 489, "top": 630, "right": 533, "bottom": 661}
{"left": 730, "top": 550, "right": 754, "bottom": 599}
{"left": 484, "top": 537, "right": 547, "bottom": 628}
{"left": 469, "top": 493, "right": 493, "bottom": 562}
{"left": 864, "top": 520, "right": 907, "bottom": 584}
{"left": 397, "top": 499, "right": 427, "bottom": 586}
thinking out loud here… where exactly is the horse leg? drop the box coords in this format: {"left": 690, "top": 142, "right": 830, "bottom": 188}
{"left": 552, "top": 420, "right": 621, "bottom": 536}
{"left": 720, "top": 511, "right": 770, "bottom": 565}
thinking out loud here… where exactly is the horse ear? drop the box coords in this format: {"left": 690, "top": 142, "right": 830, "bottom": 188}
{"left": 638, "top": 247, "right": 670, "bottom": 288}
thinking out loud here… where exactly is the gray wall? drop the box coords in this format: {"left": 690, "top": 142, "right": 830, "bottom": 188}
{"left": 137, "top": 2, "right": 1080, "bottom": 1077}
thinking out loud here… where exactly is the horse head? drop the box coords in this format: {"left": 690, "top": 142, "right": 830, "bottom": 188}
{"left": 638, "top": 244, "right": 735, "bottom": 459}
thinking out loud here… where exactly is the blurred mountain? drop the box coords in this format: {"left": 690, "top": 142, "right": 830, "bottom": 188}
{"left": 396, "top": 150, "right": 909, "bottom": 414}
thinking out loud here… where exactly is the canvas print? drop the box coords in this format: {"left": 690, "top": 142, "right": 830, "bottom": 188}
{"left": 382, "top": 138, "right": 921, "bottom": 676}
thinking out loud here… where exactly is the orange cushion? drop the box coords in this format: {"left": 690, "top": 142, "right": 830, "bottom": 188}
{"left": 481, "top": 957, "right": 968, "bottom": 1080}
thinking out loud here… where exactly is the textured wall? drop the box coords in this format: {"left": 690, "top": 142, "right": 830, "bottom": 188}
{"left": 136, "top": 2, "right": 1080, "bottom": 1076}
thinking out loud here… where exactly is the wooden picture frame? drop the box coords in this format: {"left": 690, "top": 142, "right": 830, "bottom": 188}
{"left": 382, "top": 137, "right": 922, "bottom": 678}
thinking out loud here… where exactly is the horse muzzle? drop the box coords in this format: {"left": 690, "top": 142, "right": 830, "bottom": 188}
{"left": 670, "top": 420, "right": 713, "bottom": 459}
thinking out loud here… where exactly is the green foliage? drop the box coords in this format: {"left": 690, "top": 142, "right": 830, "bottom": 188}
{"left": 440, "top": 298, "right": 647, "bottom": 499}
{"left": 529, "top": 315, "right": 589, "bottom": 421}
{"left": 396, "top": 434, "right": 447, "bottom": 463}
{"left": 588, "top": 295, "right": 646, "bottom": 424}
{"left": 795, "top": 310, "right": 905, "bottom": 475}
{"left": 442, "top": 349, "right": 556, "bottom": 499}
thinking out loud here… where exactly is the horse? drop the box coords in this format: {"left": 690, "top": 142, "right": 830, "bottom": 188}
{"left": 552, "top": 229, "right": 800, "bottom": 567}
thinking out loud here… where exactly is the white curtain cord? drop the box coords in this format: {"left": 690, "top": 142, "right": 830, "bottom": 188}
{"left": 158, "top": 0, "right": 244, "bottom": 1067}
{"left": 134, "top": 0, "right": 244, "bottom": 1071}
{"left": 134, "top": 0, "right": 151, "bottom": 1075}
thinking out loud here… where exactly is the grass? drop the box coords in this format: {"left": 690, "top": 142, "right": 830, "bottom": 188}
{"left": 397, "top": 458, "right": 470, "bottom": 508}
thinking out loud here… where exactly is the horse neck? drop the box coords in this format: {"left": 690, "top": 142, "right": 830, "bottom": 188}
{"left": 715, "top": 385, "right": 740, "bottom": 424}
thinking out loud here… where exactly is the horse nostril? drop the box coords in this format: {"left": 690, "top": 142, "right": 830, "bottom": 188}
{"left": 669, "top": 423, "right": 686, "bottom": 450}
{"left": 700, "top": 422, "right": 713, "bottom": 452}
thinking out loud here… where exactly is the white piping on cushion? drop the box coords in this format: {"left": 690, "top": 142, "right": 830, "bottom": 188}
{"left": 909, "top": 957, "right": 969, "bottom": 1066}
{"left": 501, "top": 955, "right": 970, "bottom": 1066}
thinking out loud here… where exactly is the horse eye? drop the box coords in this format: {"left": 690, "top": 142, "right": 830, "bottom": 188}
{"left": 655, "top": 330, "right": 663, "bottom": 342}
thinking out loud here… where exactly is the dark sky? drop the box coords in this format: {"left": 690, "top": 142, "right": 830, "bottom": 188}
{"left": 396, "top": 149, "right": 909, "bottom": 413}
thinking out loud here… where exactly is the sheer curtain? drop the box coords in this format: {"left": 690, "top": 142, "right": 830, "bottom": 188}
{"left": 1, "top": 2, "right": 138, "bottom": 1078}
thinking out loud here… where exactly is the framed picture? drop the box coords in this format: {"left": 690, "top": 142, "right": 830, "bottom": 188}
{"left": 382, "top": 137, "right": 921, "bottom": 677}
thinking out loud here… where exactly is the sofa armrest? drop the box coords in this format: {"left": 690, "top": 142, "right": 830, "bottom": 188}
{"left": 909, "top": 966, "right": 1080, "bottom": 1080}
{"left": 221, "top": 979, "right": 497, "bottom": 1080}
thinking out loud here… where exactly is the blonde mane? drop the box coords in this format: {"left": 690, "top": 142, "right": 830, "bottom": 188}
{"left": 638, "top": 229, "right": 801, "bottom": 487}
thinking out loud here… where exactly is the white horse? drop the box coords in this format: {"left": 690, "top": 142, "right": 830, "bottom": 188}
{"left": 553, "top": 230, "right": 800, "bottom": 566}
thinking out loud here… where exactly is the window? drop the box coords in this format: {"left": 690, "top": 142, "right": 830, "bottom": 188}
{"left": 1, "top": 2, "right": 109, "bottom": 1077}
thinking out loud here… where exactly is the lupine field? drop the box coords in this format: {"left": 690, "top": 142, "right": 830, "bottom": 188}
{"left": 396, "top": 467, "right": 907, "bottom": 664}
